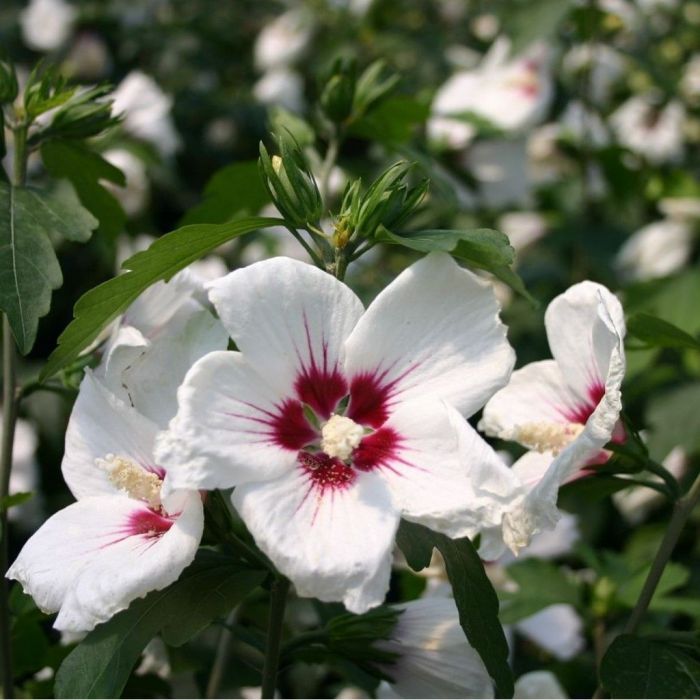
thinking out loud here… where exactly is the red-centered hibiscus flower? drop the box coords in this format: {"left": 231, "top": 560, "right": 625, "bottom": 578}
{"left": 478, "top": 281, "right": 626, "bottom": 555}
{"left": 156, "top": 253, "right": 515, "bottom": 612}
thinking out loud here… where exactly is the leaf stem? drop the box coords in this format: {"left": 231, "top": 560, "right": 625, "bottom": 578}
{"left": 318, "top": 131, "right": 340, "bottom": 208}
{"left": 206, "top": 608, "right": 238, "bottom": 699}
{"left": 0, "top": 317, "right": 18, "bottom": 700}
{"left": 260, "top": 577, "right": 290, "bottom": 699}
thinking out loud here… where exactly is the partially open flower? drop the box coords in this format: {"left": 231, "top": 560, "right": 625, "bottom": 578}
{"left": 480, "top": 282, "right": 626, "bottom": 554}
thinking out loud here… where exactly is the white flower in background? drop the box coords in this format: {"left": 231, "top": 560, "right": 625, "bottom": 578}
{"left": 136, "top": 637, "right": 171, "bottom": 679}
{"left": 254, "top": 9, "right": 314, "bottom": 71}
{"left": 428, "top": 38, "right": 553, "bottom": 149}
{"left": 460, "top": 139, "right": 532, "bottom": 209}
{"left": 112, "top": 71, "right": 180, "bottom": 158}
{"left": 562, "top": 44, "right": 626, "bottom": 106}
{"left": 377, "top": 598, "right": 494, "bottom": 699}
{"left": 681, "top": 55, "right": 700, "bottom": 104}
{"left": 7, "top": 372, "right": 204, "bottom": 632}
{"left": 514, "top": 671, "right": 568, "bottom": 699}
{"left": 20, "top": 0, "right": 76, "bottom": 51}
{"left": 253, "top": 68, "right": 305, "bottom": 114}
{"left": 614, "top": 447, "right": 687, "bottom": 524}
{"left": 560, "top": 101, "right": 610, "bottom": 148}
{"left": 610, "top": 96, "right": 685, "bottom": 164}
{"left": 102, "top": 148, "right": 150, "bottom": 218}
{"left": 326, "top": 0, "right": 375, "bottom": 17}
{"left": 480, "top": 282, "right": 626, "bottom": 554}
{"left": 157, "top": 254, "right": 515, "bottom": 612}
{"left": 63, "top": 32, "right": 111, "bottom": 80}
{"left": 616, "top": 219, "right": 694, "bottom": 282}
{"left": 498, "top": 211, "right": 548, "bottom": 252}
{"left": 513, "top": 604, "right": 585, "bottom": 661}
{"left": 7, "top": 417, "right": 42, "bottom": 529}
{"left": 98, "top": 263, "right": 228, "bottom": 429}
{"left": 658, "top": 197, "right": 700, "bottom": 221}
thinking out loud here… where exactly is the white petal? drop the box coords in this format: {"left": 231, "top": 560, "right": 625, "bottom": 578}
{"left": 8, "top": 492, "right": 203, "bottom": 631}
{"left": 207, "top": 257, "right": 364, "bottom": 404}
{"left": 157, "top": 351, "right": 304, "bottom": 491}
{"left": 514, "top": 671, "right": 568, "bottom": 699}
{"left": 479, "top": 361, "right": 583, "bottom": 442}
{"left": 63, "top": 371, "right": 160, "bottom": 500}
{"left": 545, "top": 282, "right": 625, "bottom": 403}
{"left": 515, "top": 604, "right": 584, "bottom": 661}
{"left": 344, "top": 253, "right": 514, "bottom": 419}
{"left": 232, "top": 468, "right": 398, "bottom": 613}
{"left": 101, "top": 304, "right": 228, "bottom": 427}
{"left": 374, "top": 400, "right": 519, "bottom": 538}
{"left": 379, "top": 598, "right": 495, "bottom": 699}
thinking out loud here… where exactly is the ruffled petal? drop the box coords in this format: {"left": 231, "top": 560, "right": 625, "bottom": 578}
{"left": 368, "top": 400, "right": 519, "bottom": 539}
{"left": 7, "top": 492, "right": 203, "bottom": 631}
{"left": 63, "top": 371, "right": 160, "bottom": 500}
{"left": 208, "top": 257, "right": 364, "bottom": 417}
{"left": 545, "top": 281, "right": 625, "bottom": 405}
{"left": 99, "top": 303, "right": 228, "bottom": 427}
{"left": 344, "top": 253, "right": 514, "bottom": 421}
{"left": 157, "top": 351, "right": 307, "bottom": 491}
{"left": 232, "top": 467, "right": 398, "bottom": 613}
{"left": 479, "top": 360, "right": 586, "bottom": 443}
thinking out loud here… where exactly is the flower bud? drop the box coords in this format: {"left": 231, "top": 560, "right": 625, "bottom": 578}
{"left": 259, "top": 138, "right": 322, "bottom": 228}
{"left": 320, "top": 58, "right": 357, "bottom": 124}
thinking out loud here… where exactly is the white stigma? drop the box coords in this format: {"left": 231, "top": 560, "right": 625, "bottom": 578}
{"left": 320, "top": 414, "right": 364, "bottom": 461}
{"left": 96, "top": 453, "right": 162, "bottom": 509}
{"left": 514, "top": 422, "right": 585, "bottom": 456}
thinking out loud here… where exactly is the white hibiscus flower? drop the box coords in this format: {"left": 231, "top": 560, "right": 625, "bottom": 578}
{"left": 480, "top": 282, "right": 626, "bottom": 554}
{"left": 7, "top": 372, "right": 204, "bottom": 632}
{"left": 157, "top": 253, "right": 515, "bottom": 612}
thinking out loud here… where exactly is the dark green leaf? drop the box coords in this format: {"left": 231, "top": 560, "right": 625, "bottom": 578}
{"left": 41, "top": 140, "right": 126, "bottom": 239}
{"left": 500, "top": 0, "right": 573, "bottom": 54}
{"left": 397, "top": 521, "right": 513, "bottom": 698}
{"left": 40, "top": 215, "right": 282, "bottom": 380}
{"left": 627, "top": 312, "right": 700, "bottom": 351}
{"left": 180, "top": 161, "right": 271, "bottom": 226}
{"left": 600, "top": 635, "right": 700, "bottom": 698}
{"left": 379, "top": 226, "right": 535, "bottom": 304}
{"left": 54, "top": 550, "right": 266, "bottom": 699}
{"left": 350, "top": 96, "right": 429, "bottom": 145}
{"left": 0, "top": 180, "right": 97, "bottom": 354}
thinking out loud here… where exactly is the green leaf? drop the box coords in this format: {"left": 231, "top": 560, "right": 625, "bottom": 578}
{"left": 500, "top": 0, "right": 573, "bottom": 54}
{"left": 600, "top": 635, "right": 700, "bottom": 698}
{"left": 179, "top": 161, "right": 271, "bottom": 226}
{"left": 379, "top": 226, "right": 535, "bottom": 304}
{"left": 397, "top": 521, "right": 513, "bottom": 698}
{"left": 350, "top": 96, "right": 429, "bottom": 145}
{"left": 647, "top": 382, "right": 700, "bottom": 458}
{"left": 0, "top": 180, "right": 98, "bottom": 354}
{"left": 616, "top": 562, "right": 689, "bottom": 609}
{"left": 499, "top": 559, "right": 581, "bottom": 624}
{"left": 54, "top": 550, "right": 266, "bottom": 699}
{"left": 41, "top": 140, "right": 126, "bottom": 239}
{"left": 40, "top": 215, "right": 282, "bottom": 380}
{"left": 627, "top": 312, "right": 700, "bottom": 352}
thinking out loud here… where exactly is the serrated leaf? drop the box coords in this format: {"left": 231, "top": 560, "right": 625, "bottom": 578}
{"left": 0, "top": 180, "right": 97, "bottom": 354}
{"left": 379, "top": 226, "right": 535, "bottom": 305}
{"left": 41, "top": 140, "right": 126, "bottom": 239}
{"left": 179, "top": 161, "right": 271, "bottom": 226}
{"left": 54, "top": 550, "right": 266, "bottom": 699}
{"left": 397, "top": 520, "right": 513, "bottom": 698}
{"left": 627, "top": 312, "right": 700, "bottom": 352}
{"left": 40, "top": 215, "right": 282, "bottom": 380}
{"left": 601, "top": 635, "right": 700, "bottom": 698}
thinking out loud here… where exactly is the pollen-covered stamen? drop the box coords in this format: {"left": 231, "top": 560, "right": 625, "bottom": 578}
{"left": 514, "top": 422, "right": 585, "bottom": 456}
{"left": 320, "top": 414, "right": 365, "bottom": 461}
{"left": 96, "top": 454, "right": 163, "bottom": 509}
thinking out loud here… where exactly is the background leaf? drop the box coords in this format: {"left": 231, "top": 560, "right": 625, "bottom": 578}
{"left": 397, "top": 520, "right": 513, "bottom": 698}
{"left": 54, "top": 550, "right": 266, "bottom": 699}
{"left": 40, "top": 215, "right": 282, "bottom": 380}
{"left": 600, "top": 635, "right": 700, "bottom": 698}
{"left": 627, "top": 312, "right": 700, "bottom": 351}
{"left": 0, "top": 180, "right": 97, "bottom": 354}
{"left": 41, "top": 140, "right": 126, "bottom": 240}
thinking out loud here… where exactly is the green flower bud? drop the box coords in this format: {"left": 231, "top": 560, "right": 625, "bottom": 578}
{"left": 320, "top": 58, "right": 357, "bottom": 124}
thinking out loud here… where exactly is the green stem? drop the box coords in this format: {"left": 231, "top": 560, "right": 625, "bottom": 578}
{"left": 206, "top": 608, "right": 238, "bottom": 699}
{"left": 0, "top": 317, "right": 18, "bottom": 700}
{"left": 318, "top": 132, "right": 340, "bottom": 208}
{"left": 594, "top": 472, "right": 700, "bottom": 698}
{"left": 260, "top": 577, "right": 290, "bottom": 699}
